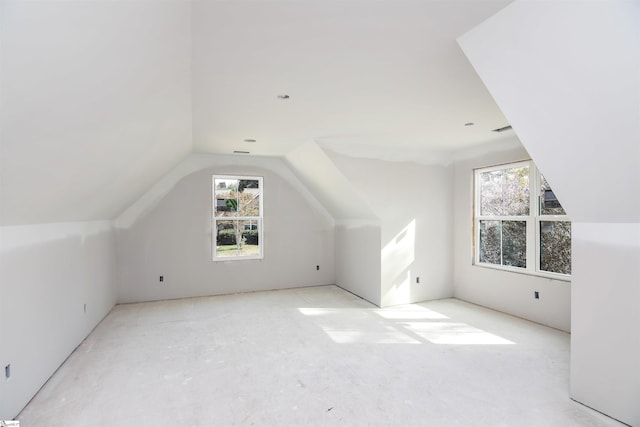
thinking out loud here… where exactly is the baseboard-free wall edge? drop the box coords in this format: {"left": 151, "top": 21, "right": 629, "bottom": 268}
{"left": 333, "top": 283, "right": 379, "bottom": 308}
{"left": 116, "top": 283, "right": 339, "bottom": 306}
{"left": 13, "top": 302, "right": 117, "bottom": 420}
{"left": 569, "top": 398, "right": 631, "bottom": 427}
{"left": 452, "top": 296, "right": 570, "bottom": 334}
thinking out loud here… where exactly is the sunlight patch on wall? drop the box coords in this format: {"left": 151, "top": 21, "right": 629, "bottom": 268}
{"left": 382, "top": 220, "right": 416, "bottom": 276}
{"left": 382, "top": 219, "right": 416, "bottom": 306}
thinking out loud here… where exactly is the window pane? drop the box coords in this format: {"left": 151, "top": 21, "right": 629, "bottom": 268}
{"left": 215, "top": 220, "right": 238, "bottom": 257}
{"left": 539, "top": 175, "right": 566, "bottom": 216}
{"left": 237, "top": 180, "right": 261, "bottom": 216}
{"left": 540, "top": 221, "right": 571, "bottom": 274}
{"left": 479, "top": 220, "right": 501, "bottom": 265}
{"left": 479, "top": 220, "right": 526, "bottom": 268}
{"left": 502, "top": 221, "right": 526, "bottom": 268}
{"left": 239, "top": 220, "right": 260, "bottom": 254}
{"left": 214, "top": 178, "right": 239, "bottom": 217}
{"left": 215, "top": 220, "right": 260, "bottom": 258}
{"left": 479, "top": 166, "right": 529, "bottom": 216}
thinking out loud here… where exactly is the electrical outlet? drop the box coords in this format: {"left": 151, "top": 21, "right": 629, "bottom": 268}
{"left": 416, "top": 277, "right": 420, "bottom": 284}
{"left": 5, "top": 364, "right": 10, "bottom": 379}
{"left": 159, "top": 276, "right": 164, "bottom": 282}
{"left": 534, "top": 291, "right": 540, "bottom": 299}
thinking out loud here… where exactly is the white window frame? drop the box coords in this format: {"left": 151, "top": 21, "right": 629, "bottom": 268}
{"left": 473, "top": 160, "right": 571, "bottom": 280}
{"left": 212, "top": 175, "right": 263, "bottom": 261}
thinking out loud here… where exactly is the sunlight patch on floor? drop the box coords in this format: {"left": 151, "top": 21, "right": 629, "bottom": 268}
{"left": 323, "top": 329, "right": 422, "bottom": 344}
{"left": 374, "top": 306, "right": 449, "bottom": 320}
{"left": 298, "top": 305, "right": 514, "bottom": 345}
{"left": 401, "top": 322, "right": 515, "bottom": 345}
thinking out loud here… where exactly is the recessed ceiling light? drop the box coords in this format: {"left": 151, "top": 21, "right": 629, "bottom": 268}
{"left": 243, "top": 139, "right": 257, "bottom": 143}
{"left": 464, "top": 122, "right": 475, "bottom": 126}
{"left": 233, "top": 150, "right": 250, "bottom": 154}
{"left": 277, "top": 94, "right": 290, "bottom": 100}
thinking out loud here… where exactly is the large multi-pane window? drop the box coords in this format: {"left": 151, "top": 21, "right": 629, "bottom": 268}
{"left": 212, "top": 175, "right": 263, "bottom": 261}
{"left": 474, "top": 161, "right": 571, "bottom": 278}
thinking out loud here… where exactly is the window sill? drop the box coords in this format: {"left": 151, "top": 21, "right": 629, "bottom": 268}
{"left": 473, "top": 262, "right": 572, "bottom": 282}
{"left": 213, "top": 255, "right": 264, "bottom": 262}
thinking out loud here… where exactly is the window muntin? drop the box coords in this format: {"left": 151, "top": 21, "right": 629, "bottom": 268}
{"left": 212, "top": 176, "right": 263, "bottom": 261}
{"left": 474, "top": 162, "right": 571, "bottom": 278}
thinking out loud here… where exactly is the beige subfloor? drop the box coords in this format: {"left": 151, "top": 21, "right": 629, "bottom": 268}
{"left": 18, "top": 285, "right": 624, "bottom": 426}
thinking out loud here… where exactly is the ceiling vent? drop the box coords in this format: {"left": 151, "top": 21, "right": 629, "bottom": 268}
{"left": 492, "top": 125, "right": 512, "bottom": 133}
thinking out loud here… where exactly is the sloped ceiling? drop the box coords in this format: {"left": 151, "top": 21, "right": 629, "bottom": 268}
{"left": 1, "top": 0, "right": 512, "bottom": 226}
{"left": 1, "top": 0, "right": 193, "bottom": 225}
{"left": 285, "top": 141, "right": 378, "bottom": 221}
{"left": 459, "top": 0, "right": 640, "bottom": 223}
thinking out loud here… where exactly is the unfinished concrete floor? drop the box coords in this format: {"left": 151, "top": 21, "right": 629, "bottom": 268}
{"left": 18, "top": 285, "right": 624, "bottom": 426}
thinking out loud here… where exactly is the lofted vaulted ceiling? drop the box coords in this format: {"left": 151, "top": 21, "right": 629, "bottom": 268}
{"left": 1, "top": 0, "right": 513, "bottom": 226}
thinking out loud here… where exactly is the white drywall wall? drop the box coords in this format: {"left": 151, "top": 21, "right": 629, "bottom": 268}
{"left": 571, "top": 223, "right": 640, "bottom": 426}
{"left": 459, "top": 1, "right": 640, "bottom": 423}
{"left": 335, "top": 221, "right": 382, "bottom": 306}
{"left": 285, "top": 142, "right": 382, "bottom": 304}
{"left": 116, "top": 156, "right": 334, "bottom": 303}
{"left": 327, "top": 152, "right": 454, "bottom": 307}
{"left": 0, "top": 0, "right": 192, "bottom": 225}
{"left": 0, "top": 221, "right": 116, "bottom": 420}
{"left": 284, "top": 142, "right": 377, "bottom": 221}
{"left": 116, "top": 153, "right": 333, "bottom": 230}
{"left": 452, "top": 140, "right": 571, "bottom": 332}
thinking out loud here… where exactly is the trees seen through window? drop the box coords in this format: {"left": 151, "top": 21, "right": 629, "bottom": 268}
{"left": 475, "top": 162, "right": 571, "bottom": 277}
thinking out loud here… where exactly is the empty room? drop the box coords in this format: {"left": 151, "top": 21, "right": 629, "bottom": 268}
{"left": 1, "top": 0, "right": 638, "bottom": 426}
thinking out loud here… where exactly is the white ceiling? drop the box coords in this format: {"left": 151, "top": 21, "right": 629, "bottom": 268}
{"left": 1, "top": 0, "right": 513, "bottom": 225}
{"left": 193, "top": 0, "right": 513, "bottom": 157}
